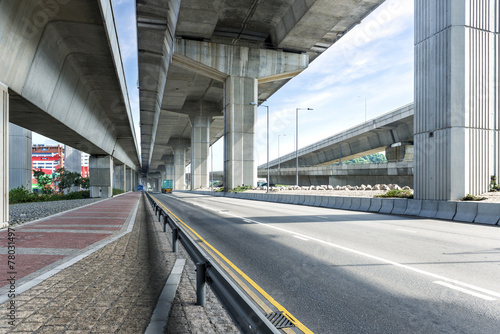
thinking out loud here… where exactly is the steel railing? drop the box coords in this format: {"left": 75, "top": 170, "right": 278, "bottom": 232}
{"left": 145, "top": 192, "right": 306, "bottom": 334}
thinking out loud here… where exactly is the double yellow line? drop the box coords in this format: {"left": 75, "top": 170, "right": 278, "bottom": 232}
{"left": 150, "top": 195, "right": 313, "bottom": 334}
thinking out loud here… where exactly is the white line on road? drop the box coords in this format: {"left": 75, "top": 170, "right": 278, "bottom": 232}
{"left": 433, "top": 281, "right": 497, "bottom": 301}
{"left": 293, "top": 235, "right": 309, "bottom": 241}
{"left": 397, "top": 228, "right": 417, "bottom": 233}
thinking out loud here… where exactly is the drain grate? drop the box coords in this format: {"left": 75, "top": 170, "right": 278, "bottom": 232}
{"left": 266, "top": 311, "right": 295, "bottom": 329}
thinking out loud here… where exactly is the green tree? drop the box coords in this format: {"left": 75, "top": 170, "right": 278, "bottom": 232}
{"left": 55, "top": 168, "right": 83, "bottom": 193}
{"left": 33, "top": 169, "right": 53, "bottom": 195}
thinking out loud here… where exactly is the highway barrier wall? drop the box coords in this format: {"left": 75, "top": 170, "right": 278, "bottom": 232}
{"left": 185, "top": 191, "right": 500, "bottom": 226}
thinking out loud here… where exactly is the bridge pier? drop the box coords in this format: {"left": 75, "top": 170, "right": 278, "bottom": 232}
{"left": 173, "top": 39, "right": 308, "bottom": 191}
{"left": 1, "top": 82, "right": 9, "bottom": 228}
{"left": 190, "top": 116, "right": 210, "bottom": 190}
{"left": 89, "top": 155, "right": 113, "bottom": 198}
{"left": 414, "top": 0, "right": 500, "bottom": 200}
{"left": 9, "top": 124, "right": 32, "bottom": 191}
{"left": 126, "top": 166, "right": 132, "bottom": 192}
{"left": 170, "top": 139, "right": 190, "bottom": 190}
{"left": 224, "top": 76, "right": 257, "bottom": 190}
{"left": 64, "top": 145, "right": 81, "bottom": 193}
{"left": 164, "top": 156, "right": 174, "bottom": 184}
{"left": 114, "top": 163, "right": 125, "bottom": 191}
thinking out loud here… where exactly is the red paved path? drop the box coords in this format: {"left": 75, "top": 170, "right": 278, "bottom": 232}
{"left": 0, "top": 192, "right": 140, "bottom": 288}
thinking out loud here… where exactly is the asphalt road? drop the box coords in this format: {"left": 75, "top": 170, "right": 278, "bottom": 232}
{"left": 154, "top": 192, "right": 500, "bottom": 334}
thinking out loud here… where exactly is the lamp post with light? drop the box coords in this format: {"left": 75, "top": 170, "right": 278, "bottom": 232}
{"left": 250, "top": 102, "right": 270, "bottom": 193}
{"left": 295, "top": 107, "right": 313, "bottom": 186}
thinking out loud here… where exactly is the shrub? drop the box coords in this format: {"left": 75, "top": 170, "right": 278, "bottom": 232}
{"left": 113, "top": 188, "right": 125, "bottom": 196}
{"left": 230, "top": 185, "right": 253, "bottom": 193}
{"left": 375, "top": 189, "right": 414, "bottom": 199}
{"left": 460, "top": 194, "right": 486, "bottom": 201}
{"left": 9, "top": 186, "right": 37, "bottom": 204}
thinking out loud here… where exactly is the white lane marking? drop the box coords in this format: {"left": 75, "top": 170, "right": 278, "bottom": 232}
{"left": 293, "top": 235, "right": 309, "bottom": 241}
{"left": 434, "top": 281, "right": 496, "bottom": 301}
{"left": 243, "top": 219, "right": 256, "bottom": 224}
{"left": 167, "top": 195, "right": 500, "bottom": 300}
{"left": 397, "top": 228, "right": 417, "bottom": 233}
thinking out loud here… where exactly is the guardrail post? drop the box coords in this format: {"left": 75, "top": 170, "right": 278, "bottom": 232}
{"left": 158, "top": 209, "right": 162, "bottom": 222}
{"left": 163, "top": 215, "right": 168, "bottom": 232}
{"left": 196, "top": 262, "right": 207, "bottom": 306}
{"left": 172, "top": 226, "right": 178, "bottom": 253}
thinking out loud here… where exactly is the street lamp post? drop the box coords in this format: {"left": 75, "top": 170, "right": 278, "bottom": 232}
{"left": 358, "top": 96, "right": 367, "bottom": 122}
{"left": 250, "top": 102, "right": 270, "bottom": 193}
{"left": 278, "top": 134, "right": 287, "bottom": 185}
{"left": 295, "top": 107, "right": 313, "bottom": 186}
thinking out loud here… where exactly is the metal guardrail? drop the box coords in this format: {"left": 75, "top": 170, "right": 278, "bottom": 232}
{"left": 144, "top": 192, "right": 307, "bottom": 334}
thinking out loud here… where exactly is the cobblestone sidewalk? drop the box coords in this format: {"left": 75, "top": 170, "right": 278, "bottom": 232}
{"left": 1, "top": 194, "right": 240, "bottom": 333}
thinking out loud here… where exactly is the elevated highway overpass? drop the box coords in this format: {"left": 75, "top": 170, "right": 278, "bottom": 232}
{"left": 139, "top": 1, "right": 500, "bottom": 201}
{"left": 137, "top": 0, "right": 387, "bottom": 191}
{"left": 1, "top": 0, "right": 141, "bottom": 227}
{"left": 262, "top": 103, "right": 414, "bottom": 169}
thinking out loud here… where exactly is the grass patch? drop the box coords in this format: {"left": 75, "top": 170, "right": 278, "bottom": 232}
{"left": 9, "top": 186, "right": 90, "bottom": 204}
{"left": 230, "top": 185, "right": 253, "bottom": 193}
{"left": 113, "top": 188, "right": 125, "bottom": 196}
{"left": 375, "top": 189, "right": 414, "bottom": 199}
{"left": 460, "top": 194, "right": 487, "bottom": 201}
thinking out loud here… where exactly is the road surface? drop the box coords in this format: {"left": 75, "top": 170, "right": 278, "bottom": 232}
{"left": 154, "top": 192, "right": 500, "bottom": 333}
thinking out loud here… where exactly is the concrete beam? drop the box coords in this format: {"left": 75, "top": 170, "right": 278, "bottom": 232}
{"left": 1, "top": 82, "right": 9, "bottom": 228}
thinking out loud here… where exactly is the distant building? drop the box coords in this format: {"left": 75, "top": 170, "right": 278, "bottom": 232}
{"left": 32, "top": 145, "right": 64, "bottom": 175}
{"left": 81, "top": 153, "right": 89, "bottom": 178}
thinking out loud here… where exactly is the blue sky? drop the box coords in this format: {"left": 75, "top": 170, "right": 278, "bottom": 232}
{"left": 33, "top": 0, "right": 414, "bottom": 171}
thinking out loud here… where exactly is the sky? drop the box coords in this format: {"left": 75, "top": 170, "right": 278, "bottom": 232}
{"left": 33, "top": 0, "right": 414, "bottom": 171}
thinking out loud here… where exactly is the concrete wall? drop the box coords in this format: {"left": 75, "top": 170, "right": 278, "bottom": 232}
{"left": 9, "top": 124, "right": 32, "bottom": 190}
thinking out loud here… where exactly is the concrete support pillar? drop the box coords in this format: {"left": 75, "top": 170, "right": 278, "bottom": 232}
{"left": 64, "top": 145, "right": 81, "bottom": 193}
{"left": 113, "top": 163, "right": 124, "bottom": 190}
{"left": 224, "top": 76, "right": 257, "bottom": 190}
{"left": 414, "top": 0, "right": 499, "bottom": 200}
{"left": 1, "top": 83, "right": 9, "bottom": 228}
{"left": 174, "top": 147, "right": 186, "bottom": 190}
{"left": 89, "top": 155, "right": 113, "bottom": 198}
{"left": 190, "top": 116, "right": 210, "bottom": 190}
{"left": 9, "top": 124, "right": 32, "bottom": 191}
{"left": 126, "top": 166, "right": 132, "bottom": 192}
{"left": 164, "top": 156, "right": 174, "bottom": 181}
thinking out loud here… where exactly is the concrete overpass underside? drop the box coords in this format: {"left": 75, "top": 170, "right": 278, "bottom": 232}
{"left": 1, "top": 0, "right": 142, "bottom": 226}
{"left": 137, "top": 0, "right": 386, "bottom": 191}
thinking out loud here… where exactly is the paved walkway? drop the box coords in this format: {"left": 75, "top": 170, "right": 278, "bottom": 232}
{"left": 0, "top": 192, "right": 238, "bottom": 333}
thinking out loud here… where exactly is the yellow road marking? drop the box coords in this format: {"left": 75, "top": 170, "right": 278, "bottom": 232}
{"left": 151, "top": 195, "right": 314, "bottom": 334}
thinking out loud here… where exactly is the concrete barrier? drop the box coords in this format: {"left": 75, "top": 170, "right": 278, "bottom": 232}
{"left": 298, "top": 195, "right": 306, "bottom": 205}
{"left": 453, "top": 202, "right": 478, "bottom": 223}
{"left": 333, "top": 197, "right": 344, "bottom": 209}
{"left": 326, "top": 196, "right": 336, "bottom": 208}
{"left": 379, "top": 199, "right": 394, "bottom": 214}
{"left": 404, "top": 200, "right": 422, "bottom": 216}
{"left": 305, "top": 196, "right": 315, "bottom": 206}
{"left": 473, "top": 203, "right": 500, "bottom": 225}
{"left": 359, "top": 198, "right": 371, "bottom": 211}
{"left": 314, "top": 196, "right": 323, "bottom": 207}
{"left": 368, "top": 198, "right": 382, "bottom": 212}
{"left": 391, "top": 199, "right": 408, "bottom": 215}
{"left": 320, "top": 196, "right": 330, "bottom": 207}
{"left": 420, "top": 200, "right": 439, "bottom": 218}
{"left": 350, "top": 198, "right": 362, "bottom": 211}
{"left": 341, "top": 197, "right": 352, "bottom": 210}
{"left": 435, "top": 201, "right": 457, "bottom": 220}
